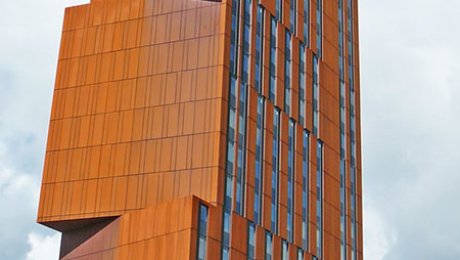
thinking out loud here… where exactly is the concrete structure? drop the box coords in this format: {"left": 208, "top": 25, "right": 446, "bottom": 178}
{"left": 37, "top": 0, "right": 362, "bottom": 259}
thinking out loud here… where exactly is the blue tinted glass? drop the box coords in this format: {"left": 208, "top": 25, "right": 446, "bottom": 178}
{"left": 271, "top": 108, "right": 280, "bottom": 234}
{"left": 255, "top": 6, "right": 264, "bottom": 92}
{"left": 230, "top": 0, "right": 240, "bottom": 75}
{"left": 312, "top": 55, "right": 319, "bottom": 135}
{"left": 338, "top": 1, "right": 348, "bottom": 258}
{"left": 298, "top": 249, "right": 304, "bottom": 260}
{"left": 290, "top": 0, "right": 296, "bottom": 32}
{"left": 347, "top": 0, "right": 358, "bottom": 258}
{"left": 248, "top": 223, "right": 256, "bottom": 260}
{"left": 316, "top": 0, "right": 322, "bottom": 57}
{"left": 197, "top": 204, "right": 208, "bottom": 260}
{"left": 302, "top": 131, "right": 309, "bottom": 250}
{"left": 287, "top": 120, "right": 295, "bottom": 242}
{"left": 316, "top": 141, "right": 323, "bottom": 258}
{"left": 254, "top": 96, "right": 265, "bottom": 225}
{"left": 285, "top": 31, "right": 292, "bottom": 115}
{"left": 236, "top": 82, "right": 248, "bottom": 215}
{"left": 282, "top": 240, "right": 289, "bottom": 260}
{"left": 222, "top": 0, "right": 240, "bottom": 252}
{"left": 269, "top": 17, "right": 277, "bottom": 102}
{"left": 266, "top": 232, "right": 273, "bottom": 260}
{"left": 241, "top": 0, "right": 251, "bottom": 84}
{"left": 276, "top": 0, "right": 282, "bottom": 20}
{"left": 303, "top": 0, "right": 309, "bottom": 44}
{"left": 299, "top": 44, "right": 306, "bottom": 126}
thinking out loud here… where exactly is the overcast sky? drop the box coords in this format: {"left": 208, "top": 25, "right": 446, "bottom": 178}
{"left": 1, "top": 0, "right": 460, "bottom": 259}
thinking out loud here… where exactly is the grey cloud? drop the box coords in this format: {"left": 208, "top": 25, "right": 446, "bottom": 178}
{"left": 360, "top": 0, "right": 460, "bottom": 259}
{"left": 0, "top": 0, "right": 68, "bottom": 259}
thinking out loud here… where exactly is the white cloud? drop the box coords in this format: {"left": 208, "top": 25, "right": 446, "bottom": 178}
{"left": 0, "top": 1, "right": 65, "bottom": 258}
{"left": 0, "top": 141, "right": 61, "bottom": 260}
{"left": 363, "top": 199, "right": 397, "bottom": 260}
{"left": 26, "top": 233, "right": 61, "bottom": 260}
{"left": 65, "top": 0, "right": 90, "bottom": 7}
{"left": 0, "top": 146, "right": 39, "bottom": 259}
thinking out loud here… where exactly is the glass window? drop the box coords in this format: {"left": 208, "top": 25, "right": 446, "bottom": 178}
{"left": 236, "top": 81, "right": 248, "bottom": 215}
{"left": 254, "top": 96, "right": 265, "bottom": 225}
{"left": 255, "top": 5, "right": 264, "bottom": 93}
{"left": 316, "top": 0, "right": 322, "bottom": 57}
{"left": 287, "top": 119, "right": 295, "bottom": 242}
{"left": 248, "top": 223, "right": 256, "bottom": 260}
{"left": 284, "top": 31, "right": 292, "bottom": 115}
{"left": 224, "top": 77, "right": 238, "bottom": 210}
{"left": 269, "top": 17, "right": 277, "bottom": 102}
{"left": 347, "top": 0, "right": 358, "bottom": 258}
{"left": 222, "top": 212, "right": 231, "bottom": 259}
{"left": 312, "top": 55, "right": 319, "bottom": 136}
{"left": 299, "top": 43, "right": 306, "bottom": 126}
{"left": 316, "top": 141, "right": 323, "bottom": 258}
{"left": 242, "top": 0, "right": 251, "bottom": 84}
{"left": 293, "top": 0, "right": 298, "bottom": 32}
{"left": 265, "top": 232, "right": 273, "bottom": 260}
{"left": 276, "top": 0, "right": 282, "bottom": 21}
{"left": 297, "top": 249, "right": 304, "bottom": 260}
{"left": 338, "top": 2, "right": 347, "bottom": 259}
{"left": 301, "top": 131, "right": 309, "bottom": 250}
{"left": 271, "top": 108, "right": 281, "bottom": 234}
{"left": 282, "top": 240, "right": 289, "bottom": 260}
{"left": 197, "top": 204, "right": 209, "bottom": 260}
{"left": 222, "top": 76, "right": 238, "bottom": 260}
{"left": 303, "top": 0, "right": 310, "bottom": 44}
{"left": 230, "top": 0, "right": 240, "bottom": 75}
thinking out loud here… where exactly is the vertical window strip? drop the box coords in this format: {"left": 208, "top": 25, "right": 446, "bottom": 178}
{"left": 303, "top": 0, "right": 309, "bottom": 45}
{"left": 276, "top": 0, "right": 282, "bottom": 21}
{"left": 299, "top": 44, "right": 306, "bottom": 126}
{"left": 316, "top": 0, "right": 322, "bottom": 57}
{"left": 284, "top": 31, "right": 292, "bottom": 115}
{"left": 230, "top": 0, "right": 241, "bottom": 76}
{"left": 316, "top": 140, "right": 323, "bottom": 258}
{"left": 297, "top": 248, "right": 304, "bottom": 260}
{"left": 197, "top": 204, "right": 209, "bottom": 260}
{"left": 222, "top": 77, "right": 238, "bottom": 260}
{"left": 301, "top": 130, "right": 309, "bottom": 250}
{"left": 312, "top": 55, "right": 319, "bottom": 136}
{"left": 236, "top": 82, "right": 248, "bottom": 215}
{"left": 338, "top": 0, "right": 345, "bottom": 81}
{"left": 265, "top": 232, "right": 273, "bottom": 260}
{"left": 271, "top": 108, "right": 281, "bottom": 234}
{"left": 235, "top": 0, "right": 251, "bottom": 216}
{"left": 269, "top": 17, "right": 277, "bottom": 102}
{"left": 338, "top": 0, "right": 347, "bottom": 259}
{"left": 282, "top": 240, "right": 289, "bottom": 260}
{"left": 287, "top": 119, "right": 295, "bottom": 243}
{"left": 255, "top": 5, "right": 264, "bottom": 93}
{"left": 223, "top": 0, "right": 241, "bottom": 257}
{"left": 248, "top": 223, "right": 256, "bottom": 260}
{"left": 290, "top": 0, "right": 297, "bottom": 33}
{"left": 254, "top": 96, "right": 265, "bottom": 225}
{"left": 347, "top": 0, "right": 358, "bottom": 259}
{"left": 242, "top": 0, "right": 251, "bottom": 85}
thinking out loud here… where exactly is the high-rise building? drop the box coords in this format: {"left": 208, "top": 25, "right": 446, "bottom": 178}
{"left": 37, "top": 0, "right": 362, "bottom": 259}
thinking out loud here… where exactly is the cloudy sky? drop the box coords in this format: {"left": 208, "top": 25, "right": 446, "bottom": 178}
{"left": 1, "top": 0, "right": 460, "bottom": 259}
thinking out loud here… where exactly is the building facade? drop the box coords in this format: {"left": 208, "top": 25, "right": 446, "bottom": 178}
{"left": 37, "top": 0, "right": 362, "bottom": 259}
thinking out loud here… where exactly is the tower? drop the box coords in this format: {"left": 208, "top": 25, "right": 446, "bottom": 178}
{"left": 37, "top": 0, "right": 362, "bottom": 259}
